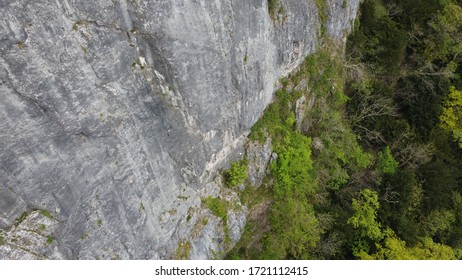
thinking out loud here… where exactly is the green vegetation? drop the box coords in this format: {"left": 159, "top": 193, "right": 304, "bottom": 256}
{"left": 348, "top": 189, "right": 383, "bottom": 256}
{"left": 81, "top": 46, "right": 88, "bottom": 55}
{"left": 376, "top": 147, "right": 398, "bottom": 175}
{"left": 16, "top": 41, "right": 25, "bottom": 49}
{"left": 226, "top": 221, "right": 257, "bottom": 260}
{"left": 0, "top": 234, "right": 4, "bottom": 246}
{"left": 202, "top": 196, "right": 232, "bottom": 249}
{"left": 346, "top": 189, "right": 455, "bottom": 260}
{"left": 40, "top": 210, "right": 53, "bottom": 219}
{"left": 15, "top": 212, "right": 29, "bottom": 226}
{"left": 72, "top": 20, "right": 87, "bottom": 31}
{"left": 202, "top": 196, "right": 228, "bottom": 221}
{"left": 225, "top": 159, "right": 249, "bottom": 187}
{"left": 131, "top": 58, "right": 145, "bottom": 70}
{"left": 226, "top": 179, "right": 273, "bottom": 259}
{"left": 343, "top": 0, "right": 462, "bottom": 258}
{"left": 175, "top": 241, "right": 191, "bottom": 260}
{"left": 365, "top": 236, "right": 455, "bottom": 260}
{"left": 71, "top": 20, "right": 98, "bottom": 32}
{"left": 440, "top": 87, "right": 462, "bottom": 148}
{"left": 46, "top": 236, "right": 54, "bottom": 244}
{"left": 267, "top": 0, "right": 286, "bottom": 24}
{"left": 241, "top": 47, "right": 372, "bottom": 259}
{"left": 231, "top": 0, "right": 462, "bottom": 260}
{"left": 96, "top": 219, "right": 102, "bottom": 227}
{"left": 315, "top": 0, "right": 328, "bottom": 35}
{"left": 268, "top": 0, "right": 279, "bottom": 20}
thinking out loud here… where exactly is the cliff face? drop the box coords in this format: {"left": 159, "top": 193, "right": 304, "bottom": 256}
{"left": 0, "top": 0, "right": 358, "bottom": 259}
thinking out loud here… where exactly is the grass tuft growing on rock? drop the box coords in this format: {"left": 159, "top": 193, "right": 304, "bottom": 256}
{"left": 202, "top": 197, "right": 228, "bottom": 221}
{"left": 46, "top": 236, "right": 54, "bottom": 244}
{"left": 40, "top": 210, "right": 53, "bottom": 219}
{"left": 175, "top": 241, "right": 191, "bottom": 260}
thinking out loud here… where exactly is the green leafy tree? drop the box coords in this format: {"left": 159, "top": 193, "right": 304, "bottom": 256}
{"left": 348, "top": 189, "right": 382, "bottom": 239}
{"left": 261, "top": 131, "right": 321, "bottom": 259}
{"left": 264, "top": 198, "right": 321, "bottom": 259}
{"left": 376, "top": 146, "right": 399, "bottom": 175}
{"left": 272, "top": 132, "right": 314, "bottom": 198}
{"left": 348, "top": 189, "right": 383, "bottom": 255}
{"left": 364, "top": 234, "right": 455, "bottom": 260}
{"left": 440, "top": 86, "right": 462, "bottom": 148}
{"left": 423, "top": 4, "right": 462, "bottom": 72}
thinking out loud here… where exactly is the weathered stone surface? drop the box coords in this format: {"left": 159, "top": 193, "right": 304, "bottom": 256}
{"left": 0, "top": 210, "right": 62, "bottom": 259}
{"left": 326, "top": 0, "right": 360, "bottom": 43}
{"left": 0, "top": 0, "right": 358, "bottom": 259}
{"left": 246, "top": 138, "right": 272, "bottom": 188}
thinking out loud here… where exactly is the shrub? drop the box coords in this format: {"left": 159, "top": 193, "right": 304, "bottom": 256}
{"left": 225, "top": 160, "right": 249, "bottom": 187}
{"left": 46, "top": 236, "right": 54, "bottom": 244}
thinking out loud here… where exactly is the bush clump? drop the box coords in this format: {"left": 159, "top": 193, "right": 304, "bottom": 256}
{"left": 225, "top": 159, "right": 249, "bottom": 187}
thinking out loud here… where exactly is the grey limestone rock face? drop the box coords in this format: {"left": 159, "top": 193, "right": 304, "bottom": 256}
{"left": 246, "top": 138, "right": 272, "bottom": 188}
{"left": 0, "top": 0, "right": 358, "bottom": 259}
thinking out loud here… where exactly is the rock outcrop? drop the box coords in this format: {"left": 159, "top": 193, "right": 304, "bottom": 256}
{"left": 0, "top": 0, "right": 358, "bottom": 259}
